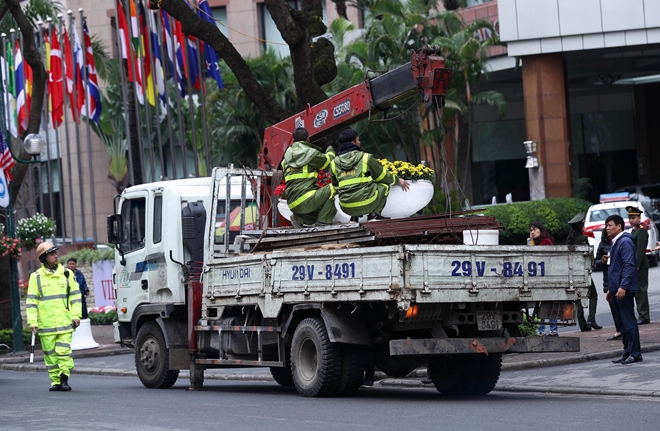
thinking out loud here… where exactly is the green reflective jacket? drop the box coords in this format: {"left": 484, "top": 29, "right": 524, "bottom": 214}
{"left": 281, "top": 141, "right": 335, "bottom": 209}
{"left": 331, "top": 150, "right": 398, "bottom": 211}
{"left": 26, "top": 265, "right": 82, "bottom": 334}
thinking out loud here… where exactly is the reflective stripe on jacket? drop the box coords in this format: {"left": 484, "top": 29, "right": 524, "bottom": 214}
{"left": 331, "top": 150, "right": 398, "bottom": 210}
{"left": 281, "top": 141, "right": 335, "bottom": 208}
{"left": 26, "top": 265, "right": 82, "bottom": 334}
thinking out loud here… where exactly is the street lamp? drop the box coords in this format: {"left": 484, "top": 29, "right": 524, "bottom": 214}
{"left": 23, "top": 133, "right": 46, "bottom": 158}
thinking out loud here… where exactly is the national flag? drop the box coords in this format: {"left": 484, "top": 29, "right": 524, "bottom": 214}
{"left": 198, "top": 0, "right": 223, "bottom": 90}
{"left": 48, "top": 28, "right": 65, "bottom": 128}
{"left": 82, "top": 20, "right": 102, "bottom": 122}
{"left": 147, "top": 8, "right": 166, "bottom": 104}
{"left": 63, "top": 27, "right": 84, "bottom": 122}
{"left": 0, "top": 131, "right": 15, "bottom": 182}
{"left": 129, "top": 0, "right": 139, "bottom": 51}
{"left": 72, "top": 24, "right": 87, "bottom": 122}
{"left": 2, "top": 42, "right": 17, "bottom": 138}
{"left": 15, "top": 40, "right": 27, "bottom": 135}
{"left": 139, "top": 1, "right": 155, "bottom": 106}
{"left": 186, "top": 36, "right": 200, "bottom": 91}
{"left": 117, "top": 0, "right": 143, "bottom": 103}
{"left": 25, "top": 55, "right": 32, "bottom": 125}
{"left": 162, "top": 11, "right": 185, "bottom": 97}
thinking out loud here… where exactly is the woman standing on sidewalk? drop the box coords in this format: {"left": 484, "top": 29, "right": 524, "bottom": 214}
{"left": 529, "top": 222, "right": 558, "bottom": 337}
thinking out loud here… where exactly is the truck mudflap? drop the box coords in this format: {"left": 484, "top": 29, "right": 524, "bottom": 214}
{"left": 389, "top": 336, "right": 580, "bottom": 355}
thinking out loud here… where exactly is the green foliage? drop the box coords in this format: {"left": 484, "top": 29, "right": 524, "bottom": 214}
{"left": 0, "top": 0, "right": 63, "bottom": 36}
{"left": 60, "top": 247, "right": 114, "bottom": 265}
{"left": 478, "top": 198, "right": 592, "bottom": 245}
{"left": 88, "top": 310, "right": 117, "bottom": 326}
{"left": 518, "top": 314, "right": 540, "bottom": 338}
{"left": 0, "top": 328, "right": 38, "bottom": 349}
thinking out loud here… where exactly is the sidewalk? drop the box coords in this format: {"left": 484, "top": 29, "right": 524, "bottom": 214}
{"left": 2, "top": 323, "right": 659, "bottom": 396}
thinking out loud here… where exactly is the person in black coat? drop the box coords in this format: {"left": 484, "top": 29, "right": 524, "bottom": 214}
{"left": 594, "top": 228, "right": 621, "bottom": 341}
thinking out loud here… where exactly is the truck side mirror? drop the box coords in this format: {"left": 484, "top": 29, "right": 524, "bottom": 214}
{"left": 107, "top": 214, "right": 122, "bottom": 244}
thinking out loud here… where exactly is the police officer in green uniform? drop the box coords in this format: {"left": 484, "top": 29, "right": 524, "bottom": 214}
{"left": 26, "top": 241, "right": 82, "bottom": 391}
{"left": 281, "top": 127, "right": 337, "bottom": 227}
{"left": 331, "top": 128, "right": 409, "bottom": 219}
{"left": 627, "top": 206, "right": 650, "bottom": 324}
{"left": 567, "top": 212, "right": 602, "bottom": 331}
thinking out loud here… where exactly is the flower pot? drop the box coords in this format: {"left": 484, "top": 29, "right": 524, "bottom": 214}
{"left": 381, "top": 180, "right": 434, "bottom": 218}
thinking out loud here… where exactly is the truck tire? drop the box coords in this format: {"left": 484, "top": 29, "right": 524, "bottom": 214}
{"left": 471, "top": 354, "right": 502, "bottom": 395}
{"left": 334, "top": 344, "right": 365, "bottom": 397}
{"left": 290, "top": 317, "right": 342, "bottom": 397}
{"left": 427, "top": 355, "right": 480, "bottom": 396}
{"left": 135, "top": 321, "right": 179, "bottom": 389}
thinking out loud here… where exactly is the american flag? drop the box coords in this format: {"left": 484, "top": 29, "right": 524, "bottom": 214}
{"left": 0, "top": 132, "right": 15, "bottom": 183}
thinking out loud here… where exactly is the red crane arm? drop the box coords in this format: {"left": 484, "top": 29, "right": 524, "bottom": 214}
{"left": 258, "top": 46, "right": 451, "bottom": 170}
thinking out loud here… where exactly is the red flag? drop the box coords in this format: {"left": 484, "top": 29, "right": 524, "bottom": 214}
{"left": 117, "top": 0, "right": 134, "bottom": 82}
{"left": 49, "top": 28, "right": 65, "bottom": 128}
{"left": 139, "top": 1, "right": 155, "bottom": 105}
{"left": 63, "top": 27, "right": 84, "bottom": 122}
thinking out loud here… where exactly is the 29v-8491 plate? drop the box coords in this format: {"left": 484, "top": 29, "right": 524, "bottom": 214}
{"left": 477, "top": 310, "right": 502, "bottom": 331}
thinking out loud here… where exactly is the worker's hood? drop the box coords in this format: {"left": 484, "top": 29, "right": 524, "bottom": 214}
{"left": 282, "top": 141, "right": 323, "bottom": 168}
{"left": 333, "top": 150, "right": 364, "bottom": 171}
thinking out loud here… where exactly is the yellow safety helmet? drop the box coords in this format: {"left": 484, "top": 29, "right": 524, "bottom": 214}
{"left": 36, "top": 241, "right": 58, "bottom": 260}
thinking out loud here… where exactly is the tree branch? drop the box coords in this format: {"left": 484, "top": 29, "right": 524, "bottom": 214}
{"left": 150, "top": 0, "right": 292, "bottom": 124}
{"left": 6, "top": 0, "right": 47, "bottom": 201}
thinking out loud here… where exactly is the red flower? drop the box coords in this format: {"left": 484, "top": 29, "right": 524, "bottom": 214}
{"left": 274, "top": 182, "right": 286, "bottom": 197}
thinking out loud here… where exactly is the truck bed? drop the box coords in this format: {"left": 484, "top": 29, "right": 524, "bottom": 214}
{"left": 203, "top": 244, "right": 592, "bottom": 319}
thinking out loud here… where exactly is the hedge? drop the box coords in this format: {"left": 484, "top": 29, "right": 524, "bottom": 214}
{"left": 59, "top": 247, "right": 114, "bottom": 265}
{"left": 0, "top": 328, "right": 39, "bottom": 349}
{"left": 477, "top": 198, "right": 592, "bottom": 245}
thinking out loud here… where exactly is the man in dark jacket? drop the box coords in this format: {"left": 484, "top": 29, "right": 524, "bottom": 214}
{"left": 594, "top": 229, "right": 621, "bottom": 340}
{"left": 567, "top": 212, "right": 601, "bottom": 331}
{"left": 627, "top": 206, "right": 650, "bottom": 325}
{"left": 605, "top": 214, "right": 642, "bottom": 364}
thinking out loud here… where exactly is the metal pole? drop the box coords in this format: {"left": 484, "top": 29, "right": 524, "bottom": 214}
{"left": 0, "top": 31, "right": 25, "bottom": 353}
{"left": 113, "top": 2, "right": 135, "bottom": 187}
{"left": 166, "top": 15, "right": 188, "bottom": 178}
{"left": 79, "top": 10, "right": 98, "bottom": 245}
{"left": 146, "top": 8, "right": 165, "bottom": 179}
{"left": 37, "top": 21, "right": 56, "bottom": 231}
{"left": 68, "top": 10, "right": 87, "bottom": 243}
{"left": 135, "top": 8, "right": 156, "bottom": 184}
{"left": 58, "top": 14, "right": 76, "bottom": 243}
{"left": 181, "top": 33, "right": 199, "bottom": 178}
{"left": 195, "top": 36, "right": 211, "bottom": 176}
{"left": 48, "top": 18, "right": 67, "bottom": 241}
{"left": 156, "top": 10, "right": 177, "bottom": 179}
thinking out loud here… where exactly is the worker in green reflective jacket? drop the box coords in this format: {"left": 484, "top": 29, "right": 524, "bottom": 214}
{"left": 26, "top": 241, "right": 82, "bottom": 391}
{"left": 331, "top": 128, "right": 409, "bottom": 220}
{"left": 281, "top": 127, "right": 337, "bottom": 227}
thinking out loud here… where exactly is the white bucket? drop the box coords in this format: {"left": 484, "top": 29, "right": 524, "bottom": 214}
{"left": 71, "top": 318, "right": 99, "bottom": 350}
{"left": 462, "top": 229, "right": 500, "bottom": 245}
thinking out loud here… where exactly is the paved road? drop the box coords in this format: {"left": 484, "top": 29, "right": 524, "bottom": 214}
{"left": 559, "top": 265, "right": 660, "bottom": 334}
{"left": 1, "top": 369, "right": 658, "bottom": 431}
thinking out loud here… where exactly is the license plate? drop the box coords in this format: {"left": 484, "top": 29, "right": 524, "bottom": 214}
{"left": 477, "top": 310, "right": 502, "bottom": 331}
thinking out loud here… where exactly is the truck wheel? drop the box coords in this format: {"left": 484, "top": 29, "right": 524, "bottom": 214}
{"left": 290, "top": 317, "right": 341, "bottom": 397}
{"left": 427, "top": 355, "right": 480, "bottom": 396}
{"left": 135, "top": 321, "right": 179, "bottom": 389}
{"left": 334, "top": 344, "right": 365, "bottom": 396}
{"left": 471, "top": 354, "right": 502, "bottom": 395}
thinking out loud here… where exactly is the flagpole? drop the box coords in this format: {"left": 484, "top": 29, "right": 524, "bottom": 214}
{"left": 79, "top": 10, "right": 97, "bottom": 246}
{"left": 37, "top": 20, "right": 56, "bottom": 231}
{"left": 148, "top": 17, "right": 165, "bottom": 181}
{"left": 195, "top": 36, "right": 211, "bottom": 176}
{"left": 124, "top": 0, "right": 145, "bottom": 185}
{"left": 113, "top": 1, "right": 135, "bottom": 187}
{"left": 166, "top": 14, "right": 188, "bottom": 179}
{"left": 156, "top": 10, "right": 177, "bottom": 179}
{"left": 181, "top": 33, "right": 199, "bottom": 178}
{"left": 68, "top": 10, "right": 88, "bottom": 244}
{"left": 47, "top": 17, "right": 68, "bottom": 242}
{"left": 57, "top": 14, "right": 76, "bottom": 243}
{"left": 135, "top": 4, "right": 155, "bottom": 183}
